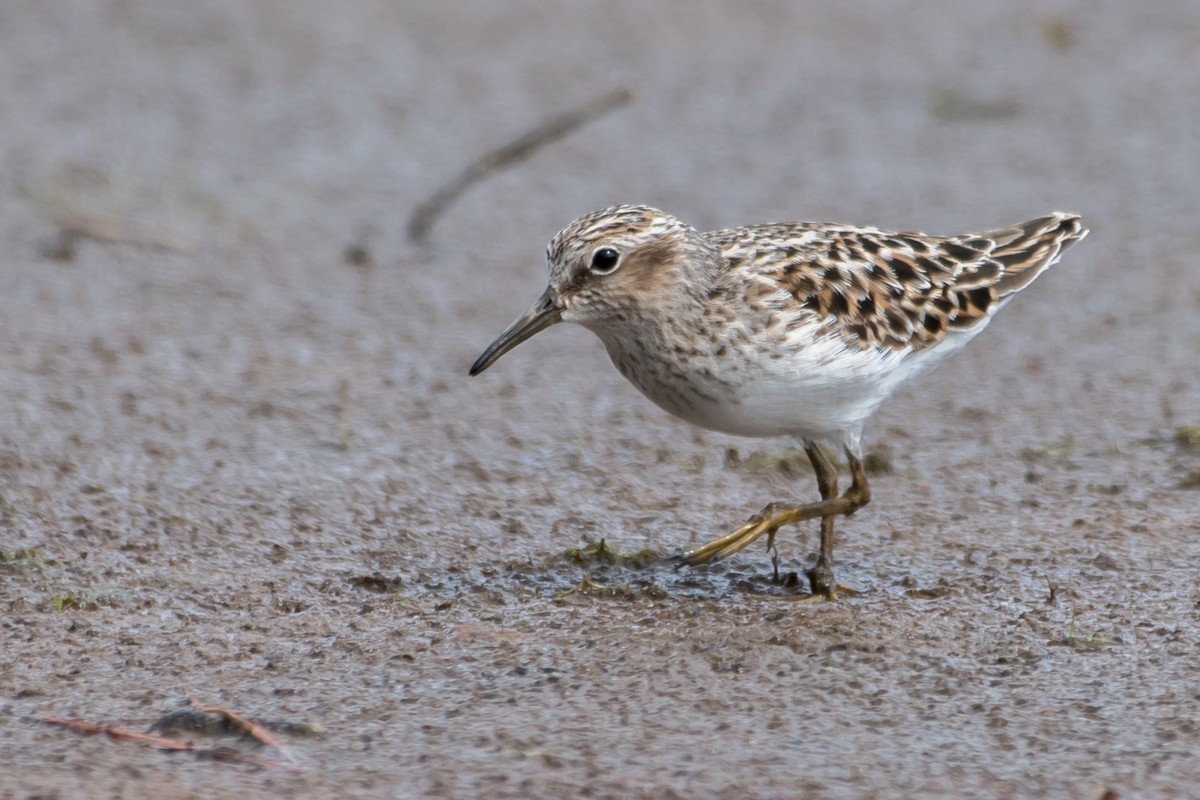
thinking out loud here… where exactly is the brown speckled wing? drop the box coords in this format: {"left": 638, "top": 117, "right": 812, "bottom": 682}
{"left": 708, "top": 214, "right": 1086, "bottom": 351}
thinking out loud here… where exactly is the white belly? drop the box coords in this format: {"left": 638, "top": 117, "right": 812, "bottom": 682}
{"left": 598, "top": 319, "right": 988, "bottom": 444}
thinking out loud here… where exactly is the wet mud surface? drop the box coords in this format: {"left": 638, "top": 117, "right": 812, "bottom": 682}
{"left": 2, "top": 2, "right": 1200, "bottom": 798}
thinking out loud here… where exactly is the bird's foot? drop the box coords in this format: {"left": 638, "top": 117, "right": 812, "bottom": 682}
{"left": 672, "top": 506, "right": 784, "bottom": 566}
{"left": 803, "top": 556, "right": 857, "bottom": 601}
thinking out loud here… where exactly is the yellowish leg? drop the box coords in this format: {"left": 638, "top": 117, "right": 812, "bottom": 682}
{"left": 676, "top": 444, "right": 871, "bottom": 600}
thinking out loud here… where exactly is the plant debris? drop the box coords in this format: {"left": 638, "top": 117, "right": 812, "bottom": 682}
{"left": 406, "top": 88, "right": 632, "bottom": 244}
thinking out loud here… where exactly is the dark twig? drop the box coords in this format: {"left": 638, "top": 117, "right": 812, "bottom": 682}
{"left": 406, "top": 88, "right": 632, "bottom": 244}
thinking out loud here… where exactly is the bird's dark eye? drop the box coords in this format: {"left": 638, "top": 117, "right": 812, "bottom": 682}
{"left": 590, "top": 247, "right": 621, "bottom": 274}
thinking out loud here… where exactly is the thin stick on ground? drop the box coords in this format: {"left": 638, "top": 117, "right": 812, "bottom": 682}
{"left": 186, "top": 695, "right": 297, "bottom": 764}
{"left": 33, "top": 715, "right": 301, "bottom": 771}
{"left": 406, "top": 88, "right": 633, "bottom": 244}
{"left": 38, "top": 716, "right": 197, "bottom": 750}
{"left": 49, "top": 213, "right": 198, "bottom": 255}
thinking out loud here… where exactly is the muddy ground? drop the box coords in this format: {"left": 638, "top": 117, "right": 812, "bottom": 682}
{"left": 2, "top": 2, "right": 1199, "bottom": 798}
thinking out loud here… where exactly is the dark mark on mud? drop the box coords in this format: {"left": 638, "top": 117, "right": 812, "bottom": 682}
{"left": 150, "top": 706, "right": 326, "bottom": 739}
{"left": 397, "top": 538, "right": 876, "bottom": 602}
{"left": 347, "top": 571, "right": 404, "bottom": 593}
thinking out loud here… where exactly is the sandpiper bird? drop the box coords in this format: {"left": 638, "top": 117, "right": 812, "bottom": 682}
{"left": 470, "top": 205, "right": 1087, "bottom": 599}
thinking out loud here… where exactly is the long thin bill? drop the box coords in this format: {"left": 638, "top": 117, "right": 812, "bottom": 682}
{"left": 469, "top": 288, "right": 562, "bottom": 376}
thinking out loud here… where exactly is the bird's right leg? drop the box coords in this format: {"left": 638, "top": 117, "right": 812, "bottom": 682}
{"left": 674, "top": 443, "right": 870, "bottom": 600}
{"left": 803, "top": 444, "right": 870, "bottom": 599}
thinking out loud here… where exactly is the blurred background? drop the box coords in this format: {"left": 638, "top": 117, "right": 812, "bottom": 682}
{"left": 2, "top": 2, "right": 1198, "bottom": 797}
